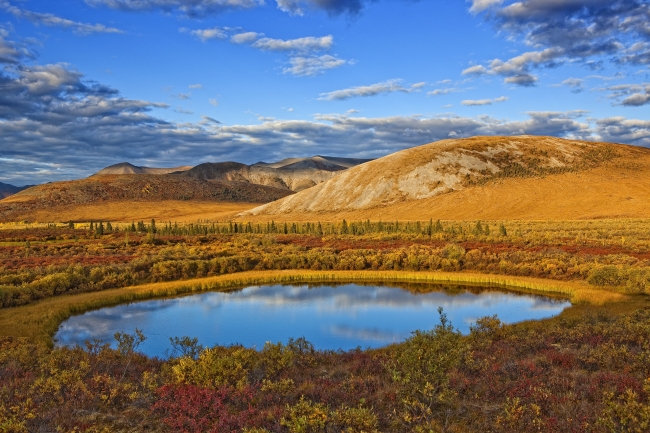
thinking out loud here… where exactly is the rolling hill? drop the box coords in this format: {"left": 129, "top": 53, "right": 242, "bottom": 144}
{"left": 242, "top": 136, "right": 650, "bottom": 221}
{"left": 94, "top": 162, "right": 193, "bottom": 175}
{"left": 0, "top": 155, "right": 372, "bottom": 222}
{"left": 183, "top": 156, "right": 372, "bottom": 192}
{"left": 0, "top": 174, "right": 291, "bottom": 222}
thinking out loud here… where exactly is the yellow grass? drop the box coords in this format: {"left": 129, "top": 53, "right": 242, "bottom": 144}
{"left": 1, "top": 200, "right": 257, "bottom": 223}
{"left": 0, "top": 270, "right": 625, "bottom": 347}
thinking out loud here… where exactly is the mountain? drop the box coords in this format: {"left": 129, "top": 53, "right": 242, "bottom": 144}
{"left": 0, "top": 182, "right": 33, "bottom": 199}
{"left": 0, "top": 155, "right": 371, "bottom": 222}
{"left": 94, "top": 156, "right": 373, "bottom": 193}
{"left": 253, "top": 155, "right": 372, "bottom": 170}
{"left": 0, "top": 174, "right": 291, "bottom": 222}
{"left": 180, "top": 156, "right": 373, "bottom": 192}
{"left": 242, "top": 136, "right": 650, "bottom": 221}
{"left": 94, "top": 162, "right": 193, "bottom": 175}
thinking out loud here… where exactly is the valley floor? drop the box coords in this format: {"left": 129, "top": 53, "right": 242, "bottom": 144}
{"left": 0, "top": 220, "right": 649, "bottom": 432}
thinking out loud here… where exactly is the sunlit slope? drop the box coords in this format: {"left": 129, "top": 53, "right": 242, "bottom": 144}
{"left": 242, "top": 136, "right": 650, "bottom": 221}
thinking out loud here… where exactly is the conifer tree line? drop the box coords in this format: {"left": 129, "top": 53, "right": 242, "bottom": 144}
{"left": 81, "top": 219, "right": 508, "bottom": 238}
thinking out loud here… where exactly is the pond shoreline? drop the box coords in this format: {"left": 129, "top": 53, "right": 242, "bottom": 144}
{"left": 0, "top": 270, "right": 626, "bottom": 347}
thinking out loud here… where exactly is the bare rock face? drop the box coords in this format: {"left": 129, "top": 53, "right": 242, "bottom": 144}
{"left": 243, "top": 136, "right": 629, "bottom": 216}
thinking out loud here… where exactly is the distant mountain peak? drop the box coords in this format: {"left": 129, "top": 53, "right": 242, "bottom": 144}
{"left": 94, "top": 163, "right": 193, "bottom": 175}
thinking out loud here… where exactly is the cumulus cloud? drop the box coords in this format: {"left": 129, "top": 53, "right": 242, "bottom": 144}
{"left": 276, "top": 0, "right": 365, "bottom": 16}
{"left": 560, "top": 78, "right": 584, "bottom": 93}
{"left": 0, "top": 29, "right": 32, "bottom": 64}
{"left": 428, "top": 88, "right": 462, "bottom": 97}
{"left": 468, "top": 0, "right": 502, "bottom": 14}
{"left": 85, "top": 0, "right": 263, "bottom": 17}
{"left": 231, "top": 31, "right": 260, "bottom": 44}
{"left": 461, "top": 99, "right": 492, "bottom": 106}
{"left": 252, "top": 35, "right": 333, "bottom": 52}
{"left": 183, "top": 27, "right": 228, "bottom": 42}
{"left": 2, "top": 34, "right": 649, "bottom": 185}
{"left": 621, "top": 88, "right": 650, "bottom": 107}
{"left": 461, "top": 96, "right": 508, "bottom": 106}
{"left": 462, "top": 47, "right": 563, "bottom": 86}
{"left": 318, "top": 79, "right": 423, "bottom": 101}
{"left": 466, "top": 0, "right": 650, "bottom": 85}
{"left": 595, "top": 117, "right": 650, "bottom": 145}
{"left": 209, "top": 98, "right": 219, "bottom": 106}
{"left": 283, "top": 54, "right": 348, "bottom": 76}
{"left": 2, "top": 2, "right": 123, "bottom": 35}
{"left": 184, "top": 27, "right": 347, "bottom": 76}
{"left": 594, "top": 83, "right": 650, "bottom": 106}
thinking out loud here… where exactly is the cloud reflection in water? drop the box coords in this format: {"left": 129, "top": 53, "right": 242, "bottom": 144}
{"left": 55, "top": 283, "right": 570, "bottom": 356}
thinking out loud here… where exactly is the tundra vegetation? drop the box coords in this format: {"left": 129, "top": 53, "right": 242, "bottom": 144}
{"left": 0, "top": 219, "right": 649, "bottom": 432}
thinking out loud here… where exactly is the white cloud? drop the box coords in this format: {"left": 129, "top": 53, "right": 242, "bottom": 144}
{"left": 183, "top": 27, "right": 347, "bottom": 77}
{"left": 621, "top": 87, "right": 650, "bottom": 107}
{"left": 231, "top": 32, "right": 260, "bottom": 44}
{"left": 462, "top": 96, "right": 508, "bottom": 106}
{"left": 184, "top": 27, "right": 228, "bottom": 42}
{"left": 85, "top": 0, "right": 263, "bottom": 17}
{"left": 3, "top": 2, "right": 124, "bottom": 35}
{"left": 283, "top": 55, "right": 347, "bottom": 76}
{"left": 468, "top": 0, "right": 502, "bottom": 14}
{"left": 462, "top": 48, "right": 564, "bottom": 86}
{"left": 559, "top": 78, "right": 584, "bottom": 93}
{"left": 318, "top": 79, "right": 412, "bottom": 101}
{"left": 428, "top": 88, "right": 461, "bottom": 97}
{"left": 252, "top": 35, "right": 333, "bottom": 52}
{"left": 209, "top": 98, "right": 219, "bottom": 106}
{"left": 276, "top": 0, "right": 304, "bottom": 15}
{"left": 275, "top": 0, "right": 368, "bottom": 16}
{"left": 188, "top": 84, "right": 203, "bottom": 89}
{"left": 461, "top": 99, "right": 493, "bottom": 106}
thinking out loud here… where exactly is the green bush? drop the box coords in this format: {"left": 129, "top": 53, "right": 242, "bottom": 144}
{"left": 587, "top": 266, "right": 623, "bottom": 287}
{"left": 390, "top": 307, "right": 466, "bottom": 431}
{"left": 442, "top": 244, "right": 465, "bottom": 261}
{"left": 626, "top": 269, "right": 650, "bottom": 294}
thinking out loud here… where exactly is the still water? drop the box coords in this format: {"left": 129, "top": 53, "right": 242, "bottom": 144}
{"left": 55, "top": 283, "right": 570, "bottom": 356}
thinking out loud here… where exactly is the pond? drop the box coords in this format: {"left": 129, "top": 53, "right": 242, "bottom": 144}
{"left": 54, "top": 283, "right": 570, "bottom": 357}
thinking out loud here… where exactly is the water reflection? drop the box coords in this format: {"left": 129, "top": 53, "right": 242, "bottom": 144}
{"left": 55, "top": 283, "right": 570, "bottom": 356}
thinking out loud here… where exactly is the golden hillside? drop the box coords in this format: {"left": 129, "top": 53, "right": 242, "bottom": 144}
{"left": 241, "top": 136, "right": 650, "bottom": 221}
{"left": 0, "top": 174, "right": 287, "bottom": 223}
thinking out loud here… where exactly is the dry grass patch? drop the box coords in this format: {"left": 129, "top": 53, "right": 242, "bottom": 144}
{"left": 3, "top": 200, "right": 257, "bottom": 223}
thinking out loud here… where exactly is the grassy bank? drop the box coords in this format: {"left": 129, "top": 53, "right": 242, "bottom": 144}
{"left": 0, "top": 270, "right": 626, "bottom": 347}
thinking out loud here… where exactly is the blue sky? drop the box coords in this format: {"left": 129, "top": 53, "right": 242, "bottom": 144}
{"left": 0, "top": 0, "right": 649, "bottom": 185}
